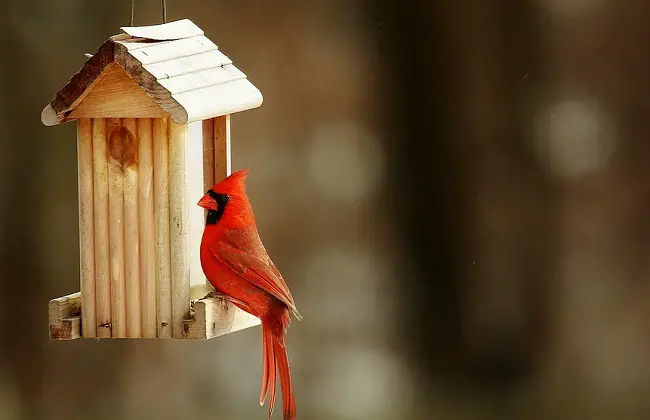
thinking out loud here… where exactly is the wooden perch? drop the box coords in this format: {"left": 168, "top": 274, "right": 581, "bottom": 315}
{"left": 183, "top": 295, "right": 260, "bottom": 340}
{"left": 49, "top": 293, "right": 81, "bottom": 340}
{"left": 48, "top": 290, "right": 260, "bottom": 340}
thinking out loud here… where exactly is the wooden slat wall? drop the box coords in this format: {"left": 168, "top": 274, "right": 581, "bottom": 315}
{"left": 77, "top": 118, "right": 96, "bottom": 338}
{"left": 154, "top": 117, "right": 172, "bottom": 338}
{"left": 138, "top": 118, "right": 157, "bottom": 338}
{"left": 122, "top": 118, "right": 142, "bottom": 338}
{"left": 188, "top": 122, "right": 209, "bottom": 294}
{"left": 85, "top": 117, "right": 155, "bottom": 338}
{"left": 77, "top": 116, "right": 216, "bottom": 339}
{"left": 213, "top": 115, "right": 231, "bottom": 182}
{"left": 92, "top": 117, "right": 112, "bottom": 337}
{"left": 168, "top": 120, "right": 190, "bottom": 338}
{"left": 107, "top": 118, "right": 127, "bottom": 337}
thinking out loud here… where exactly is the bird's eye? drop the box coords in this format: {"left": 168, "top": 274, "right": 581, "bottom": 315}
{"left": 222, "top": 194, "right": 231, "bottom": 203}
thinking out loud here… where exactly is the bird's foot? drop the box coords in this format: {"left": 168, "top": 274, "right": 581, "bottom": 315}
{"left": 202, "top": 291, "right": 230, "bottom": 312}
{"left": 202, "top": 292, "right": 249, "bottom": 312}
{"left": 203, "top": 291, "right": 223, "bottom": 300}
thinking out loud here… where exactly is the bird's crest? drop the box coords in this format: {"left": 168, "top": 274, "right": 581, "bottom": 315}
{"left": 210, "top": 168, "right": 249, "bottom": 195}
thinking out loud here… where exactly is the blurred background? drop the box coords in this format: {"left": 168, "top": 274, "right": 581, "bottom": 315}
{"left": 2, "top": 0, "right": 650, "bottom": 419}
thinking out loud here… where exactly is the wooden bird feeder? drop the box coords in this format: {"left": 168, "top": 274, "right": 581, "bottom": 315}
{"left": 44, "top": 19, "right": 262, "bottom": 340}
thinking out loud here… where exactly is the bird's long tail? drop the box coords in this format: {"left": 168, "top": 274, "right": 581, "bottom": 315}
{"left": 260, "top": 319, "right": 295, "bottom": 420}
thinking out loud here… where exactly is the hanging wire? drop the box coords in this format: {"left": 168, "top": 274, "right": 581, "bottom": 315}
{"left": 162, "top": 0, "right": 167, "bottom": 23}
{"left": 130, "top": 0, "right": 167, "bottom": 26}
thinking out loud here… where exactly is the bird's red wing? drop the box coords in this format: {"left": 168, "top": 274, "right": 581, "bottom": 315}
{"left": 208, "top": 227, "right": 298, "bottom": 312}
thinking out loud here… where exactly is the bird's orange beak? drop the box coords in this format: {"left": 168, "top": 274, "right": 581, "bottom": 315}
{"left": 197, "top": 194, "right": 214, "bottom": 209}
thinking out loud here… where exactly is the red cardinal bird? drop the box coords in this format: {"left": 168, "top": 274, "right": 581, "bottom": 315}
{"left": 198, "top": 168, "right": 302, "bottom": 420}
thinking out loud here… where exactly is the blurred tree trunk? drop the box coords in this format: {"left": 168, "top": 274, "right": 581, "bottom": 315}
{"left": 538, "top": 1, "right": 650, "bottom": 401}
{"left": 370, "top": 0, "right": 555, "bottom": 396}
{"left": 373, "top": 0, "right": 650, "bottom": 415}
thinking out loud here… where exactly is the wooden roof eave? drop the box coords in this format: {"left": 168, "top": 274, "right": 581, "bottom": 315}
{"left": 41, "top": 35, "right": 191, "bottom": 126}
{"left": 41, "top": 37, "right": 117, "bottom": 127}
{"left": 41, "top": 30, "right": 263, "bottom": 127}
